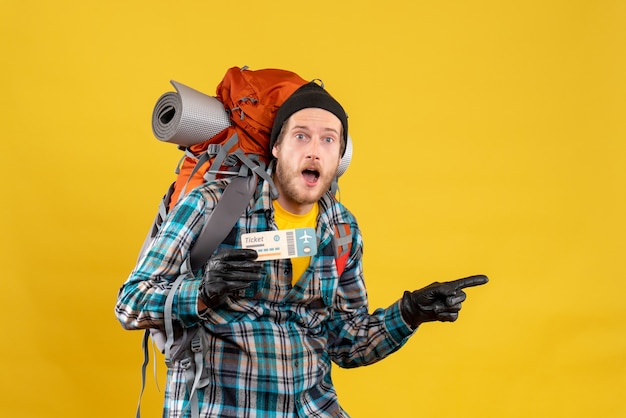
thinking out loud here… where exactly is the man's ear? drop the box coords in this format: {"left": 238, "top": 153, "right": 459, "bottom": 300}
{"left": 272, "top": 145, "right": 279, "bottom": 159}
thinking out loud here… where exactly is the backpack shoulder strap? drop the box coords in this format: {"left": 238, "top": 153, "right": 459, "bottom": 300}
{"left": 333, "top": 223, "right": 352, "bottom": 276}
{"left": 189, "top": 174, "right": 257, "bottom": 271}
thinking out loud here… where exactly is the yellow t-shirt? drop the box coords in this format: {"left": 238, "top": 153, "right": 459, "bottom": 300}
{"left": 273, "top": 200, "right": 318, "bottom": 285}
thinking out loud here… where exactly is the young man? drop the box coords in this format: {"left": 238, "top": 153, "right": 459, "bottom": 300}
{"left": 115, "top": 82, "right": 488, "bottom": 417}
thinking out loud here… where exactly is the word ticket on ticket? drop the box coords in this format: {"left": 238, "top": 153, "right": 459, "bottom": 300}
{"left": 241, "top": 228, "right": 317, "bottom": 261}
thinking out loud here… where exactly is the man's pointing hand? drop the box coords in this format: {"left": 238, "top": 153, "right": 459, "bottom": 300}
{"left": 400, "top": 275, "right": 489, "bottom": 327}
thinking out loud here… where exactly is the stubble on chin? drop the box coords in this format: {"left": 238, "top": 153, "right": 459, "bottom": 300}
{"left": 274, "top": 161, "right": 333, "bottom": 206}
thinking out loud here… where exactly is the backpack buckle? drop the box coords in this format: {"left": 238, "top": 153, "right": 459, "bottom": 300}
{"left": 190, "top": 335, "right": 202, "bottom": 353}
{"left": 207, "top": 143, "right": 221, "bottom": 156}
{"left": 224, "top": 154, "right": 239, "bottom": 166}
{"left": 180, "top": 358, "right": 191, "bottom": 370}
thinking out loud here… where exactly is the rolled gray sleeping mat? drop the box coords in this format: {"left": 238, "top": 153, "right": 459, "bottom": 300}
{"left": 151, "top": 80, "right": 232, "bottom": 147}
{"left": 151, "top": 80, "right": 353, "bottom": 177}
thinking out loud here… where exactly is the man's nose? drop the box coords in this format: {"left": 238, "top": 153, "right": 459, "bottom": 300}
{"left": 305, "top": 137, "right": 321, "bottom": 159}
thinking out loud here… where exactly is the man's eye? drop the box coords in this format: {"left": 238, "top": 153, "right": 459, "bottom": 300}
{"left": 323, "top": 137, "right": 335, "bottom": 143}
{"left": 295, "top": 133, "right": 306, "bottom": 140}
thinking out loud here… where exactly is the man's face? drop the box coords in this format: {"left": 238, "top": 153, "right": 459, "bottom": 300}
{"left": 272, "top": 108, "right": 343, "bottom": 214}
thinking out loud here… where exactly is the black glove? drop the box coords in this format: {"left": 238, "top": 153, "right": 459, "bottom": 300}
{"left": 199, "top": 249, "right": 262, "bottom": 309}
{"left": 400, "top": 275, "right": 488, "bottom": 327}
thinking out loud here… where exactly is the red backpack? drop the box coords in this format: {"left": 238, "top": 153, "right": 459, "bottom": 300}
{"left": 157, "top": 66, "right": 308, "bottom": 211}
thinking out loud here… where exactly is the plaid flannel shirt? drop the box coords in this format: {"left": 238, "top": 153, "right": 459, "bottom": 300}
{"left": 116, "top": 173, "right": 414, "bottom": 417}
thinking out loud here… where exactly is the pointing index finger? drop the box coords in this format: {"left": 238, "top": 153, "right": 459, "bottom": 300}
{"left": 450, "top": 275, "right": 489, "bottom": 290}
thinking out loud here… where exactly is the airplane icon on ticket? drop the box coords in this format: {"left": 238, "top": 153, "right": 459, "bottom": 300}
{"left": 299, "top": 230, "right": 313, "bottom": 244}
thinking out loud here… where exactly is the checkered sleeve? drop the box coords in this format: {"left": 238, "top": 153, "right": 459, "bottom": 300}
{"left": 115, "top": 187, "right": 213, "bottom": 330}
{"left": 326, "top": 226, "right": 415, "bottom": 368}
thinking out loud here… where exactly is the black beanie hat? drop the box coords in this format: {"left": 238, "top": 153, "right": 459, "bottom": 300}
{"left": 270, "top": 82, "right": 348, "bottom": 155}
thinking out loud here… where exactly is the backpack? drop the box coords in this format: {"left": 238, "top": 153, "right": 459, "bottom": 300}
{"left": 134, "top": 67, "right": 354, "bottom": 417}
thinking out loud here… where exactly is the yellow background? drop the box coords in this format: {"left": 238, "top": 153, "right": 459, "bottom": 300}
{"left": 2, "top": 0, "right": 624, "bottom": 417}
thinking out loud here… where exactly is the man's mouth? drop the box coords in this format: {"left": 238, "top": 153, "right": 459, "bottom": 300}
{"left": 302, "top": 168, "right": 320, "bottom": 185}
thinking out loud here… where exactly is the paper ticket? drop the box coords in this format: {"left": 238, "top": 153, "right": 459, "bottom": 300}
{"left": 241, "top": 228, "right": 317, "bottom": 261}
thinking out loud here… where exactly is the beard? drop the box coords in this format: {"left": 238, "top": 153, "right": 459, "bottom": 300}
{"left": 273, "top": 159, "right": 337, "bottom": 206}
